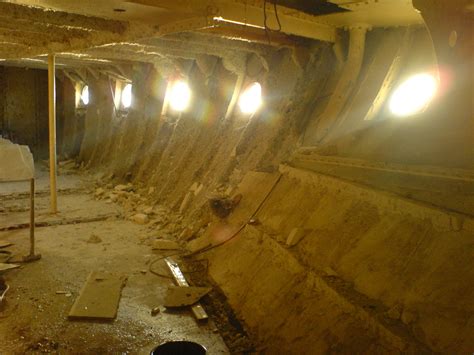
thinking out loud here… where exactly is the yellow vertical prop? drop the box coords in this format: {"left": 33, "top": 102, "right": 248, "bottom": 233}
{"left": 48, "top": 54, "right": 57, "bottom": 213}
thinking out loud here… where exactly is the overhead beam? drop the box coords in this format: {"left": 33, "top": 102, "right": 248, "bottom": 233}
{"left": 0, "top": 19, "right": 90, "bottom": 37}
{"left": 80, "top": 41, "right": 250, "bottom": 77}
{"left": 200, "top": 22, "right": 306, "bottom": 47}
{"left": 0, "top": 22, "right": 158, "bottom": 59}
{"left": 143, "top": 13, "right": 299, "bottom": 48}
{"left": 0, "top": 56, "right": 128, "bottom": 71}
{"left": 81, "top": 28, "right": 276, "bottom": 64}
{"left": 158, "top": 16, "right": 215, "bottom": 36}
{"left": 85, "top": 42, "right": 223, "bottom": 63}
{"left": 0, "top": 2, "right": 126, "bottom": 33}
{"left": 0, "top": 3, "right": 159, "bottom": 60}
{"left": 148, "top": 32, "right": 273, "bottom": 55}
{"left": 212, "top": 0, "right": 336, "bottom": 42}
{"left": 0, "top": 26, "right": 89, "bottom": 46}
{"left": 0, "top": 34, "right": 69, "bottom": 53}
{"left": 84, "top": 44, "right": 166, "bottom": 63}
{"left": 129, "top": 0, "right": 337, "bottom": 42}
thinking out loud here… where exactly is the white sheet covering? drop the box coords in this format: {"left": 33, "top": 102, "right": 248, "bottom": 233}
{"left": 0, "top": 138, "right": 34, "bottom": 181}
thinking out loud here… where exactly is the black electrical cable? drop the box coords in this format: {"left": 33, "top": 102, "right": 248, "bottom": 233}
{"left": 263, "top": 0, "right": 282, "bottom": 45}
{"left": 273, "top": 0, "right": 282, "bottom": 32}
{"left": 184, "top": 173, "right": 283, "bottom": 257}
{"left": 263, "top": 0, "right": 271, "bottom": 45}
{"left": 149, "top": 173, "right": 283, "bottom": 275}
{"left": 263, "top": 0, "right": 282, "bottom": 32}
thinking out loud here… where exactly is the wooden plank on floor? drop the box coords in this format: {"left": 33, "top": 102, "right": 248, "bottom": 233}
{"left": 68, "top": 271, "right": 127, "bottom": 320}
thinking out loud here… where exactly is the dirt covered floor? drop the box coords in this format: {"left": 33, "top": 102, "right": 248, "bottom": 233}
{"left": 0, "top": 166, "right": 252, "bottom": 354}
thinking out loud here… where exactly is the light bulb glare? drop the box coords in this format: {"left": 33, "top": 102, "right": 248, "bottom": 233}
{"left": 81, "top": 85, "right": 89, "bottom": 105}
{"left": 239, "top": 82, "right": 262, "bottom": 114}
{"left": 389, "top": 73, "right": 438, "bottom": 117}
{"left": 122, "top": 83, "right": 132, "bottom": 109}
{"left": 167, "top": 80, "right": 191, "bottom": 112}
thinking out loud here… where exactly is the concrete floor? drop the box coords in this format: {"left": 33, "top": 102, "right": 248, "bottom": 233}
{"left": 0, "top": 168, "right": 229, "bottom": 354}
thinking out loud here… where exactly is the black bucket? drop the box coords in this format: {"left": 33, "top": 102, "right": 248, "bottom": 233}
{"left": 150, "top": 341, "right": 207, "bottom": 355}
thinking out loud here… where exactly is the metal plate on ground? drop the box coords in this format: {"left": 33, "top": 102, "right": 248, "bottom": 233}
{"left": 68, "top": 271, "right": 127, "bottom": 320}
{"left": 164, "top": 286, "right": 212, "bottom": 308}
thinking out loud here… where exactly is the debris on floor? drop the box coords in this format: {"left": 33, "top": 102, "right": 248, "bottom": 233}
{"left": 86, "top": 233, "right": 102, "bottom": 244}
{"left": 0, "top": 250, "right": 12, "bottom": 263}
{"left": 209, "top": 193, "right": 243, "bottom": 219}
{"left": 26, "top": 337, "right": 59, "bottom": 353}
{"left": 68, "top": 271, "right": 127, "bottom": 320}
{"left": 58, "top": 159, "right": 78, "bottom": 175}
{"left": 151, "top": 239, "right": 180, "bottom": 250}
{"left": 178, "top": 227, "right": 195, "bottom": 241}
{"left": 150, "top": 306, "right": 161, "bottom": 316}
{"left": 94, "top": 187, "right": 105, "bottom": 197}
{"left": 165, "top": 258, "right": 208, "bottom": 321}
{"left": 0, "top": 168, "right": 230, "bottom": 353}
{"left": 114, "top": 184, "right": 133, "bottom": 192}
{"left": 131, "top": 213, "right": 149, "bottom": 225}
{"left": 0, "top": 241, "right": 13, "bottom": 248}
{"left": 164, "top": 286, "right": 212, "bottom": 308}
{"left": 0, "top": 263, "right": 20, "bottom": 272}
{"left": 0, "top": 277, "right": 9, "bottom": 304}
{"left": 285, "top": 227, "right": 306, "bottom": 247}
{"left": 55, "top": 290, "right": 72, "bottom": 297}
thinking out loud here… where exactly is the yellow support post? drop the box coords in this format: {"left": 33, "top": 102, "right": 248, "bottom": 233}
{"left": 48, "top": 54, "right": 57, "bottom": 213}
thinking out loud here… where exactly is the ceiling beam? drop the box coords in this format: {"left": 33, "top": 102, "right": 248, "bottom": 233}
{"left": 0, "top": 3, "right": 159, "bottom": 60}
{"left": 84, "top": 44, "right": 167, "bottom": 63}
{"left": 0, "top": 19, "right": 88, "bottom": 34}
{"left": 0, "top": 24, "right": 157, "bottom": 59}
{"left": 0, "top": 2, "right": 126, "bottom": 33}
{"left": 84, "top": 42, "right": 228, "bottom": 63}
{"left": 0, "top": 29, "right": 87, "bottom": 49}
{"left": 146, "top": 32, "right": 271, "bottom": 55}
{"left": 128, "top": 0, "right": 337, "bottom": 42}
{"left": 212, "top": 0, "right": 337, "bottom": 42}
{"left": 199, "top": 22, "right": 306, "bottom": 47}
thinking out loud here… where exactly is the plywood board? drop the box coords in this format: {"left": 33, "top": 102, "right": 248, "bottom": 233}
{"left": 0, "top": 138, "right": 34, "bottom": 182}
{"left": 68, "top": 271, "right": 127, "bottom": 320}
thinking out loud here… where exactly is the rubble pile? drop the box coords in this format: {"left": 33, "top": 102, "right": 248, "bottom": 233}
{"left": 90, "top": 176, "right": 189, "bottom": 249}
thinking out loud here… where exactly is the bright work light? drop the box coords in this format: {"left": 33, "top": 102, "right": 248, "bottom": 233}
{"left": 122, "top": 83, "right": 132, "bottom": 109}
{"left": 239, "top": 82, "right": 262, "bottom": 114}
{"left": 167, "top": 80, "right": 191, "bottom": 112}
{"left": 80, "top": 85, "right": 89, "bottom": 105}
{"left": 389, "top": 73, "right": 438, "bottom": 117}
